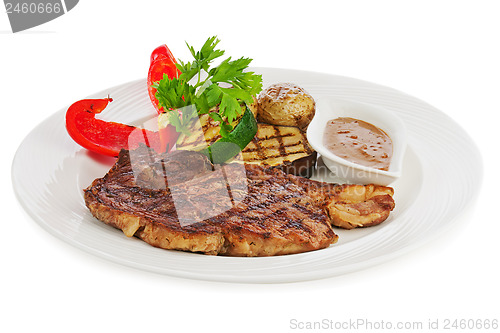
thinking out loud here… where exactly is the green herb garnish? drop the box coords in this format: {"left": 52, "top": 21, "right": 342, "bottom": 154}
{"left": 153, "top": 36, "right": 262, "bottom": 138}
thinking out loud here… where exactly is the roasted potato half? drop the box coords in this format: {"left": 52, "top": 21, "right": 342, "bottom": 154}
{"left": 257, "top": 83, "right": 315, "bottom": 130}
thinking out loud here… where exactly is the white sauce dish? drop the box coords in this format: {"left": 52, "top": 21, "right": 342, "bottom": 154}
{"left": 307, "top": 97, "right": 407, "bottom": 185}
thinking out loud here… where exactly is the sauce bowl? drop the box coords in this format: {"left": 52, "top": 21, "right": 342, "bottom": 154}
{"left": 307, "top": 97, "right": 407, "bottom": 185}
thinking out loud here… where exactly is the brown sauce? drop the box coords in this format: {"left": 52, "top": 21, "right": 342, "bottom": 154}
{"left": 323, "top": 117, "right": 392, "bottom": 171}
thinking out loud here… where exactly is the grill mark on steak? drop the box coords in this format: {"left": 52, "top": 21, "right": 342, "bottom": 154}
{"left": 84, "top": 145, "right": 338, "bottom": 256}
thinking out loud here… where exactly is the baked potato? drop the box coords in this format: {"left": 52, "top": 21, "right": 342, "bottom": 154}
{"left": 257, "top": 83, "right": 315, "bottom": 130}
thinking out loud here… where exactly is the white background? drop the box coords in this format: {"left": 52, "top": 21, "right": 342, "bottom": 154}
{"left": 2, "top": 1, "right": 499, "bottom": 332}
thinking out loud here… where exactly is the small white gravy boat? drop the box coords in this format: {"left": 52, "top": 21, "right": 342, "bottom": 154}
{"left": 307, "top": 97, "right": 407, "bottom": 185}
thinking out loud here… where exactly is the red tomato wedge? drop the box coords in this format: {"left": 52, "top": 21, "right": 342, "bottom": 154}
{"left": 147, "top": 43, "right": 181, "bottom": 151}
{"left": 147, "top": 44, "right": 181, "bottom": 113}
{"left": 65, "top": 97, "right": 177, "bottom": 157}
{"left": 147, "top": 60, "right": 180, "bottom": 113}
{"left": 150, "top": 44, "right": 177, "bottom": 64}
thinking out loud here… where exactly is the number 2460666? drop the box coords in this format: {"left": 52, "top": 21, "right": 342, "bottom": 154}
{"left": 443, "top": 319, "right": 498, "bottom": 330}
{"left": 5, "top": 2, "right": 62, "bottom": 14}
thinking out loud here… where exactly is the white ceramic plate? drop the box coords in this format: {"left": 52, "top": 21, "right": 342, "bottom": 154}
{"left": 12, "top": 68, "right": 482, "bottom": 283}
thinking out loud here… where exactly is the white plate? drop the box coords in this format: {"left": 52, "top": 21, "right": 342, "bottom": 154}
{"left": 12, "top": 68, "right": 482, "bottom": 283}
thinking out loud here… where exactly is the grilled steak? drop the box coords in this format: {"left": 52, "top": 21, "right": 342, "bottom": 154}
{"left": 84, "top": 145, "right": 338, "bottom": 256}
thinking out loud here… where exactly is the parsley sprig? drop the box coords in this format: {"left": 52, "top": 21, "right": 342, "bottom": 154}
{"left": 153, "top": 36, "right": 262, "bottom": 137}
